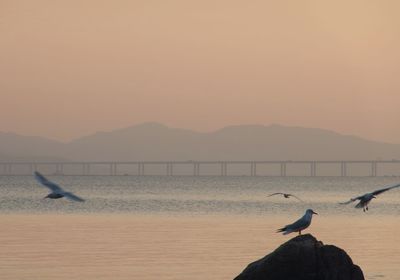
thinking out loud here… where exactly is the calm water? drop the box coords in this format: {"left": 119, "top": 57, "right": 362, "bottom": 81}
{"left": 0, "top": 176, "right": 399, "bottom": 279}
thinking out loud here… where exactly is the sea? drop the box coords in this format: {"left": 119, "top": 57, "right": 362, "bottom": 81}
{"left": 0, "top": 175, "right": 399, "bottom": 279}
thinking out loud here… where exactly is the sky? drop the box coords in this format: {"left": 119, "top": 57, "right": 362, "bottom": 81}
{"left": 1, "top": 0, "right": 400, "bottom": 143}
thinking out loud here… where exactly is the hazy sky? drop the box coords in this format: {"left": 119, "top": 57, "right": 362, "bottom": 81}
{"left": 1, "top": 1, "right": 400, "bottom": 143}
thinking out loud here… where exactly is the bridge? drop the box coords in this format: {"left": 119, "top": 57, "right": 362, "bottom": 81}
{"left": 1, "top": 160, "right": 400, "bottom": 177}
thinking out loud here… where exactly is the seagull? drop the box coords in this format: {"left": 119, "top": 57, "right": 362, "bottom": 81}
{"left": 339, "top": 183, "right": 400, "bottom": 212}
{"left": 277, "top": 209, "right": 318, "bottom": 235}
{"left": 34, "top": 171, "right": 85, "bottom": 202}
{"left": 268, "top": 192, "right": 303, "bottom": 202}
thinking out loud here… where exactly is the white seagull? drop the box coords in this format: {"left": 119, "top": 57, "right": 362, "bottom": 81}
{"left": 34, "top": 171, "right": 85, "bottom": 202}
{"left": 277, "top": 209, "right": 318, "bottom": 235}
{"left": 339, "top": 183, "right": 400, "bottom": 212}
{"left": 268, "top": 192, "right": 303, "bottom": 202}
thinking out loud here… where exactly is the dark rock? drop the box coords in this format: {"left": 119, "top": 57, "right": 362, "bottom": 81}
{"left": 234, "top": 234, "right": 364, "bottom": 280}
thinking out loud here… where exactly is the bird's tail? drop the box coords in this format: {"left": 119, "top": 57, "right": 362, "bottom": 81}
{"left": 276, "top": 227, "right": 287, "bottom": 233}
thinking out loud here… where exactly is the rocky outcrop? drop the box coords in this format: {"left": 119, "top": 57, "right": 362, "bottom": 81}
{"left": 234, "top": 234, "right": 364, "bottom": 280}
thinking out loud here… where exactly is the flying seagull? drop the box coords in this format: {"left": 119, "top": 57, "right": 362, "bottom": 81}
{"left": 339, "top": 183, "right": 400, "bottom": 212}
{"left": 268, "top": 192, "right": 303, "bottom": 202}
{"left": 34, "top": 171, "right": 85, "bottom": 202}
{"left": 277, "top": 209, "right": 318, "bottom": 235}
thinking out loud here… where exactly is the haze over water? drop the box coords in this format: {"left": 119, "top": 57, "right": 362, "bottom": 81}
{"left": 2, "top": 1, "right": 400, "bottom": 144}
{"left": 0, "top": 176, "right": 399, "bottom": 279}
{"left": 2, "top": 1, "right": 400, "bottom": 279}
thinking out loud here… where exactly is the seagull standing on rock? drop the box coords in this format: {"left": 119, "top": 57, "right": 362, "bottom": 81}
{"left": 339, "top": 183, "right": 400, "bottom": 212}
{"left": 277, "top": 209, "right": 318, "bottom": 235}
{"left": 34, "top": 171, "right": 85, "bottom": 202}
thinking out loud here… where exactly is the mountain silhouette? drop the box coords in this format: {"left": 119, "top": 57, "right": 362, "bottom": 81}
{"left": 1, "top": 123, "right": 399, "bottom": 161}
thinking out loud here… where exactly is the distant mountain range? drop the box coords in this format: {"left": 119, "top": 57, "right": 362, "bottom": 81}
{"left": 1, "top": 123, "right": 399, "bottom": 161}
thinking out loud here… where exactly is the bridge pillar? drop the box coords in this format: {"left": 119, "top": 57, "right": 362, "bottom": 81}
{"left": 280, "top": 162, "right": 287, "bottom": 177}
{"left": 57, "top": 163, "right": 65, "bottom": 175}
{"left": 220, "top": 162, "right": 228, "bottom": 176}
{"left": 371, "top": 161, "right": 377, "bottom": 177}
{"left": 341, "top": 162, "right": 347, "bottom": 177}
{"left": 82, "top": 163, "right": 90, "bottom": 176}
{"left": 250, "top": 162, "right": 257, "bottom": 176}
{"left": 310, "top": 162, "right": 317, "bottom": 177}
{"left": 109, "top": 163, "right": 117, "bottom": 176}
{"left": 166, "top": 163, "right": 173, "bottom": 176}
{"left": 138, "top": 163, "right": 145, "bottom": 176}
{"left": 193, "top": 163, "right": 200, "bottom": 176}
{"left": 310, "top": 162, "right": 313, "bottom": 176}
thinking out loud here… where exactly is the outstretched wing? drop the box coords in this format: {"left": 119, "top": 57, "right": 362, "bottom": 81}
{"left": 63, "top": 192, "right": 85, "bottom": 202}
{"left": 372, "top": 183, "right": 400, "bottom": 196}
{"left": 288, "top": 194, "right": 303, "bottom": 202}
{"left": 34, "top": 171, "right": 64, "bottom": 192}
{"left": 339, "top": 196, "right": 362, "bottom": 205}
{"left": 268, "top": 193, "right": 284, "bottom": 197}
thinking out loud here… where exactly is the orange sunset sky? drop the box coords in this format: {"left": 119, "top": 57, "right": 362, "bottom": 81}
{"left": 1, "top": 1, "right": 400, "bottom": 143}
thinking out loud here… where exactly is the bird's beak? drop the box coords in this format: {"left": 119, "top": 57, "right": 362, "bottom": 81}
{"left": 313, "top": 211, "right": 318, "bottom": 215}
{"left": 373, "top": 195, "right": 377, "bottom": 199}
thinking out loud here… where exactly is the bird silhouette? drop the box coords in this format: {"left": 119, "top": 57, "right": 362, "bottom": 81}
{"left": 268, "top": 192, "right": 303, "bottom": 202}
{"left": 339, "top": 183, "right": 400, "bottom": 212}
{"left": 277, "top": 209, "right": 318, "bottom": 235}
{"left": 34, "top": 171, "right": 85, "bottom": 202}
